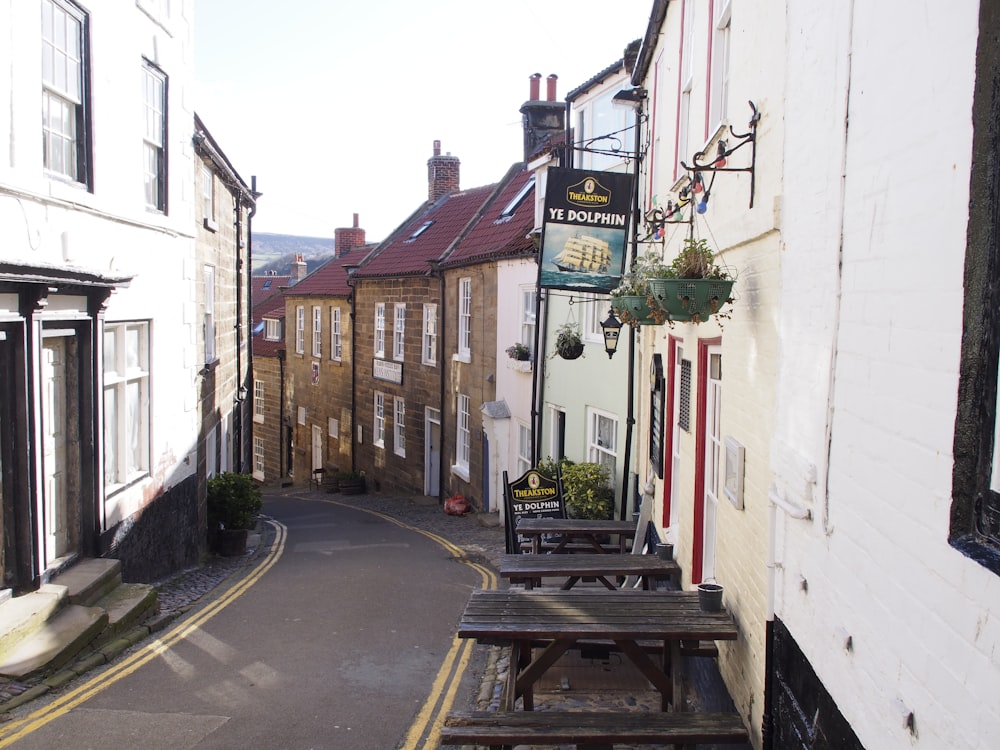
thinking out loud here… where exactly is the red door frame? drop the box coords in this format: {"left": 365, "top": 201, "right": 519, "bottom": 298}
{"left": 661, "top": 336, "right": 680, "bottom": 529}
{"left": 692, "top": 336, "right": 721, "bottom": 584}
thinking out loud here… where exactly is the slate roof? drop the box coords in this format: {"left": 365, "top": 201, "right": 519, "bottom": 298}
{"left": 252, "top": 275, "right": 290, "bottom": 306}
{"left": 353, "top": 184, "right": 498, "bottom": 278}
{"left": 438, "top": 164, "right": 536, "bottom": 269}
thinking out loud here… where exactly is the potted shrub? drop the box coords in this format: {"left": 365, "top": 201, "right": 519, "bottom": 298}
{"left": 505, "top": 342, "right": 530, "bottom": 361}
{"left": 646, "top": 237, "right": 735, "bottom": 323}
{"left": 552, "top": 323, "right": 584, "bottom": 360}
{"left": 207, "top": 471, "right": 263, "bottom": 556}
{"left": 336, "top": 470, "right": 367, "bottom": 495}
{"left": 561, "top": 461, "right": 615, "bottom": 520}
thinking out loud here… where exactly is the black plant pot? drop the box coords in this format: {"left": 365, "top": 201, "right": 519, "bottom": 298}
{"left": 558, "top": 342, "right": 584, "bottom": 360}
{"left": 215, "top": 528, "right": 248, "bottom": 557}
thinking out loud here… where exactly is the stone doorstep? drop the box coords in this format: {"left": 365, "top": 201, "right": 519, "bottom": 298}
{"left": 0, "top": 558, "right": 157, "bottom": 681}
{"left": 0, "top": 604, "right": 108, "bottom": 679}
{"left": 0, "top": 584, "right": 68, "bottom": 662}
{"left": 54, "top": 558, "right": 122, "bottom": 606}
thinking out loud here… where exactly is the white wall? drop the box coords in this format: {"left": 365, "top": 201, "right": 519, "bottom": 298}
{"left": 777, "top": 2, "right": 999, "bottom": 748}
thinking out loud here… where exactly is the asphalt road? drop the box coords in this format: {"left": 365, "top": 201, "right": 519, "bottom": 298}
{"left": 0, "top": 494, "right": 492, "bottom": 749}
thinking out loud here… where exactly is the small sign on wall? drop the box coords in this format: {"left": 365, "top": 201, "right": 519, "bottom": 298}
{"left": 724, "top": 436, "right": 745, "bottom": 509}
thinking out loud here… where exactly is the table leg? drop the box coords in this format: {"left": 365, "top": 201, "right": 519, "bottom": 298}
{"left": 614, "top": 639, "right": 673, "bottom": 712}
{"left": 513, "top": 638, "right": 574, "bottom": 711}
{"left": 671, "top": 639, "right": 683, "bottom": 712}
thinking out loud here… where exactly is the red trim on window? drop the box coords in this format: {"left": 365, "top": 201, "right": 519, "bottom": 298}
{"left": 661, "top": 336, "right": 679, "bottom": 529}
{"left": 692, "top": 336, "right": 722, "bottom": 584}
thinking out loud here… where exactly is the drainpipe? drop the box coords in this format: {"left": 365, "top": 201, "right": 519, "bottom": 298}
{"left": 234, "top": 192, "right": 244, "bottom": 473}
{"left": 437, "top": 266, "right": 446, "bottom": 502}
{"left": 245, "top": 176, "right": 259, "bottom": 473}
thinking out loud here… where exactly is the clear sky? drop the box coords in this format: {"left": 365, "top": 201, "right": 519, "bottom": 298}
{"left": 193, "top": 1, "right": 654, "bottom": 243}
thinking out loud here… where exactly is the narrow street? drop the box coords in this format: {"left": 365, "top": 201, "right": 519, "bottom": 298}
{"left": 0, "top": 492, "right": 496, "bottom": 749}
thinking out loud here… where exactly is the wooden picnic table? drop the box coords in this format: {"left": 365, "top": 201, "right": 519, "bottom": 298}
{"left": 456, "top": 588, "right": 738, "bottom": 712}
{"left": 499, "top": 552, "right": 680, "bottom": 590}
{"left": 515, "top": 517, "right": 639, "bottom": 554}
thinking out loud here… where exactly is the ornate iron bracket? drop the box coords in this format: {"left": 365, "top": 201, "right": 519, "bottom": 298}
{"left": 680, "top": 100, "right": 760, "bottom": 208}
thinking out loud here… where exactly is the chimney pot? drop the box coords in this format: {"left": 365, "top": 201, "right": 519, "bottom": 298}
{"left": 546, "top": 74, "right": 558, "bottom": 101}
{"left": 529, "top": 73, "right": 541, "bottom": 101}
{"left": 433, "top": 139, "right": 441, "bottom": 156}
{"left": 353, "top": 213, "right": 359, "bottom": 228}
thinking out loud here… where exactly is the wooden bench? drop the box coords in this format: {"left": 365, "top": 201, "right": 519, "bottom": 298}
{"left": 441, "top": 710, "right": 749, "bottom": 749}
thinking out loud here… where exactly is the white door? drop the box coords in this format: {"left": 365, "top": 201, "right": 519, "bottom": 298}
{"left": 701, "top": 345, "right": 723, "bottom": 582}
{"left": 425, "top": 407, "right": 441, "bottom": 497}
{"left": 41, "top": 337, "right": 69, "bottom": 568}
{"left": 312, "top": 425, "right": 323, "bottom": 472}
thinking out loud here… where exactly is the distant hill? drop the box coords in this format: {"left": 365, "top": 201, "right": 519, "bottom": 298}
{"left": 252, "top": 232, "right": 335, "bottom": 272}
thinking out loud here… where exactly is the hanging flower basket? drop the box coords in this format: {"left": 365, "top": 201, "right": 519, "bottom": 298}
{"left": 553, "top": 322, "right": 585, "bottom": 359}
{"left": 648, "top": 278, "right": 735, "bottom": 323}
{"left": 611, "top": 294, "right": 666, "bottom": 327}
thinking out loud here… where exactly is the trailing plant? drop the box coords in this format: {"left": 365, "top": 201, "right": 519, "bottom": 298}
{"left": 207, "top": 471, "right": 263, "bottom": 531}
{"left": 667, "top": 237, "right": 730, "bottom": 280}
{"left": 505, "top": 342, "right": 530, "bottom": 361}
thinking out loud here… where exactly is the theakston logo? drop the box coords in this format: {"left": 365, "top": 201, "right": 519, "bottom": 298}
{"left": 566, "top": 176, "right": 612, "bottom": 207}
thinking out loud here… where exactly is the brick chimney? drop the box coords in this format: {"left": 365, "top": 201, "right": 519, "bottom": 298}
{"left": 289, "top": 253, "right": 308, "bottom": 285}
{"left": 335, "top": 213, "right": 366, "bottom": 257}
{"left": 520, "top": 73, "right": 564, "bottom": 162}
{"left": 427, "top": 140, "right": 460, "bottom": 202}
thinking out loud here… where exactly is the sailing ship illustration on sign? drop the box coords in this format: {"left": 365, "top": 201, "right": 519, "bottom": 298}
{"left": 552, "top": 234, "right": 612, "bottom": 274}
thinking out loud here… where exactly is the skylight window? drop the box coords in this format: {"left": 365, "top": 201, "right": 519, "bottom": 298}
{"left": 263, "top": 279, "right": 272, "bottom": 290}
{"left": 495, "top": 175, "right": 535, "bottom": 224}
{"left": 406, "top": 221, "right": 434, "bottom": 241}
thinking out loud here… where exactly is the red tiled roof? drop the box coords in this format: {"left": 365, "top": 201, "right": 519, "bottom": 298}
{"left": 439, "top": 165, "right": 536, "bottom": 268}
{"left": 282, "top": 255, "right": 352, "bottom": 297}
{"left": 251, "top": 275, "right": 290, "bottom": 305}
{"left": 354, "top": 185, "right": 498, "bottom": 278}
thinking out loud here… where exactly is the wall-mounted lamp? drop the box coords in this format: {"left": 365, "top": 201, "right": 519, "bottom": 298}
{"left": 599, "top": 310, "right": 623, "bottom": 359}
{"left": 611, "top": 86, "right": 647, "bottom": 110}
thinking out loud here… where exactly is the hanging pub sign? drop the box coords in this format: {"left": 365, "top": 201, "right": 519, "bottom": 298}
{"left": 538, "top": 167, "right": 632, "bottom": 293}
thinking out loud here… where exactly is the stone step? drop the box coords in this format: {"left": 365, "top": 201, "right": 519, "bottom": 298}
{"left": 54, "top": 557, "right": 122, "bottom": 606}
{"left": 0, "top": 604, "right": 108, "bottom": 678}
{"left": 95, "top": 583, "right": 157, "bottom": 643}
{"left": 0, "top": 584, "right": 68, "bottom": 663}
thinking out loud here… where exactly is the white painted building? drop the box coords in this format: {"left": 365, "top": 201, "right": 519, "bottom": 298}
{"left": 629, "top": 0, "right": 1000, "bottom": 747}
{"left": 0, "top": 0, "right": 251, "bottom": 587}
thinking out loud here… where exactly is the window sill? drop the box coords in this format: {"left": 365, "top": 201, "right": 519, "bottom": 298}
{"left": 203, "top": 217, "right": 219, "bottom": 233}
{"left": 453, "top": 352, "right": 472, "bottom": 364}
{"left": 253, "top": 414, "right": 264, "bottom": 424}
{"left": 451, "top": 464, "right": 471, "bottom": 482}
{"left": 507, "top": 359, "right": 533, "bottom": 374}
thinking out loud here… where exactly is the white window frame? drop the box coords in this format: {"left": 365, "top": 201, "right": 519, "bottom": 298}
{"left": 265, "top": 318, "right": 280, "bottom": 341}
{"left": 394, "top": 397, "right": 406, "bottom": 457}
{"left": 517, "top": 422, "right": 532, "bottom": 477}
{"left": 295, "top": 306, "right": 305, "bottom": 354}
{"left": 374, "top": 303, "right": 386, "bottom": 358}
{"left": 709, "top": 0, "right": 732, "bottom": 132}
{"left": 454, "top": 393, "right": 471, "bottom": 478}
{"left": 331, "top": 307, "right": 342, "bottom": 361}
{"left": 201, "top": 163, "right": 216, "bottom": 229}
{"left": 374, "top": 391, "right": 386, "bottom": 448}
{"left": 103, "top": 321, "right": 151, "bottom": 493}
{"left": 583, "top": 293, "right": 608, "bottom": 344}
{"left": 520, "top": 287, "right": 536, "bottom": 354}
{"left": 42, "top": 0, "right": 88, "bottom": 184}
{"left": 253, "top": 379, "right": 264, "bottom": 423}
{"left": 312, "top": 306, "right": 322, "bottom": 358}
{"left": 677, "top": 0, "right": 696, "bottom": 180}
{"left": 204, "top": 265, "right": 216, "bottom": 363}
{"left": 422, "top": 303, "right": 438, "bottom": 365}
{"left": 393, "top": 303, "right": 406, "bottom": 362}
{"left": 253, "top": 436, "right": 265, "bottom": 480}
{"left": 702, "top": 347, "right": 723, "bottom": 581}
{"left": 457, "top": 278, "right": 472, "bottom": 359}
{"left": 141, "top": 59, "right": 166, "bottom": 211}
{"left": 587, "top": 407, "right": 619, "bottom": 486}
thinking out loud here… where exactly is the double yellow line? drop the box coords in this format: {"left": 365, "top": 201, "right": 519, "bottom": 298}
{"left": 0, "top": 497, "right": 495, "bottom": 750}
{"left": 324, "top": 498, "right": 496, "bottom": 750}
{"left": 0, "top": 520, "right": 287, "bottom": 747}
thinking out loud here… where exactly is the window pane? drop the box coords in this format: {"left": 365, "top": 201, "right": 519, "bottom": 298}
{"left": 104, "top": 387, "right": 117, "bottom": 482}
